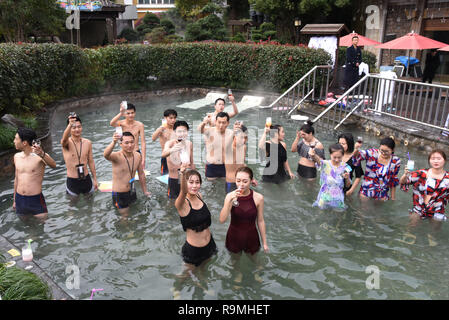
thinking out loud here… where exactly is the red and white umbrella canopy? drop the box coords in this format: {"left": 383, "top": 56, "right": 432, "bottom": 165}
{"left": 376, "top": 31, "right": 447, "bottom": 50}
{"left": 339, "top": 32, "right": 381, "bottom": 47}
{"left": 438, "top": 45, "right": 449, "bottom": 52}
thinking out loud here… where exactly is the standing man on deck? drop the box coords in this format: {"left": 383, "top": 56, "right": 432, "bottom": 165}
{"left": 110, "top": 101, "right": 146, "bottom": 170}
{"left": 345, "top": 36, "right": 362, "bottom": 90}
{"left": 13, "top": 127, "right": 57, "bottom": 221}
{"left": 104, "top": 131, "right": 150, "bottom": 217}
{"left": 199, "top": 112, "right": 234, "bottom": 180}
{"left": 152, "top": 109, "right": 177, "bottom": 175}
{"left": 61, "top": 113, "right": 98, "bottom": 200}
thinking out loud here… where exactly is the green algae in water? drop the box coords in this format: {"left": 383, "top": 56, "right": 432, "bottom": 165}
{"left": 0, "top": 266, "right": 52, "bottom": 300}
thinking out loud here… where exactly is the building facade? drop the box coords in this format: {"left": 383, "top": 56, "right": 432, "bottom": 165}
{"left": 134, "top": 0, "right": 175, "bottom": 19}
{"left": 360, "top": 0, "right": 449, "bottom": 80}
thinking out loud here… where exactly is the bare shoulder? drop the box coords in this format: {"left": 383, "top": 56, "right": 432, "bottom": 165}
{"left": 280, "top": 141, "right": 287, "bottom": 148}
{"left": 252, "top": 190, "right": 264, "bottom": 203}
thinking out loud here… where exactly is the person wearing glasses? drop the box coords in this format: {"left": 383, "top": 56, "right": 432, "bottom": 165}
{"left": 352, "top": 137, "right": 401, "bottom": 201}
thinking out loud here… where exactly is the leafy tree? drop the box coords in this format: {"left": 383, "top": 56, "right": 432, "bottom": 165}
{"left": 175, "top": 0, "right": 209, "bottom": 19}
{"left": 251, "top": 22, "right": 276, "bottom": 41}
{"left": 0, "top": 0, "right": 65, "bottom": 42}
{"left": 248, "top": 0, "right": 352, "bottom": 43}
{"left": 160, "top": 19, "right": 176, "bottom": 35}
{"left": 185, "top": 13, "right": 227, "bottom": 41}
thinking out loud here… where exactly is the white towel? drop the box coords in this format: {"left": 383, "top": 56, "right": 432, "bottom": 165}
{"left": 359, "top": 62, "right": 369, "bottom": 76}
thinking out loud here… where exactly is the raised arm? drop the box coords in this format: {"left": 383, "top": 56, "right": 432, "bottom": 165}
{"left": 258, "top": 127, "right": 269, "bottom": 151}
{"left": 110, "top": 102, "right": 126, "bottom": 127}
{"left": 152, "top": 126, "right": 164, "bottom": 142}
{"left": 61, "top": 116, "right": 76, "bottom": 148}
{"left": 32, "top": 144, "right": 56, "bottom": 169}
{"left": 198, "top": 114, "right": 212, "bottom": 134}
{"left": 291, "top": 131, "right": 300, "bottom": 152}
{"left": 175, "top": 164, "right": 189, "bottom": 211}
{"left": 219, "top": 192, "right": 235, "bottom": 224}
{"left": 228, "top": 95, "right": 239, "bottom": 118}
{"left": 104, "top": 133, "right": 120, "bottom": 161}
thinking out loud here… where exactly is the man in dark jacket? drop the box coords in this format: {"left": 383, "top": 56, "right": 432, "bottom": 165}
{"left": 422, "top": 49, "right": 440, "bottom": 84}
{"left": 344, "top": 36, "right": 362, "bottom": 90}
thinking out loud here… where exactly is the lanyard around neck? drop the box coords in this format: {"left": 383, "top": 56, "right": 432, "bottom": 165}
{"left": 123, "top": 152, "right": 135, "bottom": 181}
{"left": 70, "top": 138, "right": 83, "bottom": 165}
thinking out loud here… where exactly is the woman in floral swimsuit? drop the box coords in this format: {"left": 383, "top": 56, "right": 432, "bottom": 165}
{"left": 400, "top": 150, "right": 449, "bottom": 223}
{"left": 352, "top": 137, "right": 401, "bottom": 201}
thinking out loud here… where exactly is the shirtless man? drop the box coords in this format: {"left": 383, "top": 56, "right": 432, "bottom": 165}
{"left": 161, "top": 120, "right": 195, "bottom": 199}
{"left": 199, "top": 112, "right": 234, "bottom": 180}
{"left": 61, "top": 113, "right": 98, "bottom": 199}
{"left": 151, "top": 109, "right": 177, "bottom": 175}
{"left": 13, "top": 127, "right": 56, "bottom": 221}
{"left": 225, "top": 122, "right": 247, "bottom": 192}
{"left": 224, "top": 122, "right": 258, "bottom": 192}
{"left": 104, "top": 131, "right": 150, "bottom": 216}
{"left": 200, "top": 96, "right": 239, "bottom": 128}
{"left": 110, "top": 102, "right": 146, "bottom": 169}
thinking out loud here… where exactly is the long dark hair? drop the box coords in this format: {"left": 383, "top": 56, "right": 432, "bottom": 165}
{"left": 337, "top": 133, "right": 355, "bottom": 153}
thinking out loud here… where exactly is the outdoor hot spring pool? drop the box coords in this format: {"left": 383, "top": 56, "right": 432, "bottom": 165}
{"left": 1, "top": 92, "right": 448, "bottom": 300}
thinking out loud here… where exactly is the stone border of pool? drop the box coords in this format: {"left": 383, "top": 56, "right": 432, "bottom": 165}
{"left": 0, "top": 235, "right": 72, "bottom": 300}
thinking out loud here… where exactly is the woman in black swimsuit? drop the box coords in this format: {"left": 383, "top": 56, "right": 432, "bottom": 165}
{"left": 259, "top": 124, "right": 295, "bottom": 183}
{"left": 175, "top": 165, "right": 217, "bottom": 268}
{"left": 291, "top": 120, "right": 325, "bottom": 180}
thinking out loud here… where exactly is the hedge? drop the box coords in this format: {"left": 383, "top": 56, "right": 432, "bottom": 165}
{"left": 0, "top": 42, "right": 332, "bottom": 116}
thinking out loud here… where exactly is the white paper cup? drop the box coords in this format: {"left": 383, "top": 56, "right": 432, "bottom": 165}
{"left": 407, "top": 160, "right": 414, "bottom": 171}
{"left": 115, "top": 126, "right": 123, "bottom": 138}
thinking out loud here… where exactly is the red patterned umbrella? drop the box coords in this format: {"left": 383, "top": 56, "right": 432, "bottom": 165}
{"left": 438, "top": 45, "right": 449, "bottom": 52}
{"left": 339, "top": 31, "right": 381, "bottom": 47}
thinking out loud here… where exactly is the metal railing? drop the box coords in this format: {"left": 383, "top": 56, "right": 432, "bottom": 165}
{"left": 312, "top": 74, "right": 449, "bottom": 133}
{"left": 267, "top": 65, "right": 332, "bottom": 117}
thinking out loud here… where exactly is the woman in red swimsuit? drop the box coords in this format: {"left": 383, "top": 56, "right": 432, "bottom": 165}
{"left": 219, "top": 167, "right": 268, "bottom": 256}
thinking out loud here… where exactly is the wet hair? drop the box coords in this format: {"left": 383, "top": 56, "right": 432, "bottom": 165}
{"left": 66, "top": 116, "right": 82, "bottom": 125}
{"left": 337, "top": 132, "right": 354, "bottom": 153}
{"left": 380, "top": 137, "right": 395, "bottom": 151}
{"left": 185, "top": 169, "right": 202, "bottom": 185}
{"left": 235, "top": 166, "right": 253, "bottom": 180}
{"left": 300, "top": 120, "right": 314, "bottom": 135}
{"left": 17, "top": 127, "right": 37, "bottom": 146}
{"left": 215, "top": 98, "right": 225, "bottom": 105}
{"left": 216, "top": 112, "right": 230, "bottom": 122}
{"left": 235, "top": 124, "right": 248, "bottom": 137}
{"left": 173, "top": 120, "right": 189, "bottom": 131}
{"left": 126, "top": 103, "right": 136, "bottom": 112}
{"left": 428, "top": 149, "right": 447, "bottom": 163}
{"left": 352, "top": 36, "right": 359, "bottom": 40}
{"left": 328, "top": 143, "right": 344, "bottom": 155}
{"left": 121, "top": 131, "right": 134, "bottom": 140}
{"left": 163, "top": 109, "right": 177, "bottom": 117}
{"left": 270, "top": 124, "right": 282, "bottom": 134}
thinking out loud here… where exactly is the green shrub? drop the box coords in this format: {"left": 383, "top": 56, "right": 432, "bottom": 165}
{"left": 143, "top": 12, "right": 160, "bottom": 26}
{"left": 0, "top": 266, "right": 52, "bottom": 300}
{"left": 185, "top": 14, "right": 227, "bottom": 41}
{"left": 0, "top": 43, "right": 94, "bottom": 116}
{"left": 118, "top": 27, "right": 139, "bottom": 42}
{"left": 160, "top": 19, "right": 176, "bottom": 35}
{"left": 98, "top": 42, "right": 331, "bottom": 91}
{"left": 232, "top": 32, "right": 246, "bottom": 43}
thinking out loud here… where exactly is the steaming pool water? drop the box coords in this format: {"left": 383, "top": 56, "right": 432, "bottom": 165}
{"left": 1, "top": 92, "right": 449, "bottom": 300}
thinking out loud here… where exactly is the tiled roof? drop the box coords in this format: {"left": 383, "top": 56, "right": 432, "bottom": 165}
{"left": 300, "top": 24, "right": 349, "bottom": 35}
